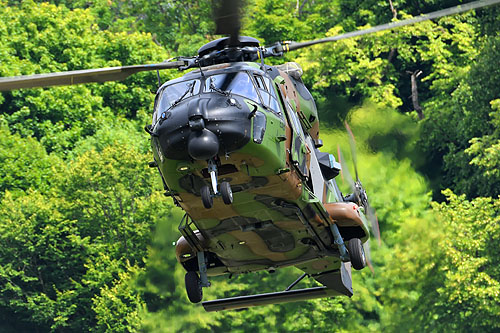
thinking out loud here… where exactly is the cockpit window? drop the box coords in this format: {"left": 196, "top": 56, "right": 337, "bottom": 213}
{"left": 254, "top": 74, "right": 281, "bottom": 113}
{"left": 204, "top": 72, "right": 258, "bottom": 101}
{"left": 158, "top": 79, "right": 201, "bottom": 112}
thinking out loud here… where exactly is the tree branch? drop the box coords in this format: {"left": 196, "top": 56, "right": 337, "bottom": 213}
{"left": 388, "top": 0, "right": 397, "bottom": 19}
{"left": 299, "top": 0, "right": 309, "bottom": 17}
{"left": 407, "top": 70, "right": 424, "bottom": 119}
{"left": 385, "top": 0, "right": 398, "bottom": 68}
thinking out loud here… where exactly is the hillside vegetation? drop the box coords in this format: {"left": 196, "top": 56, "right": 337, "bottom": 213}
{"left": 0, "top": 1, "right": 499, "bottom": 331}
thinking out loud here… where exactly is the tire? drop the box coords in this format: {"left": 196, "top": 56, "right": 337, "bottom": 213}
{"left": 346, "top": 238, "right": 366, "bottom": 270}
{"left": 220, "top": 181, "right": 233, "bottom": 205}
{"left": 201, "top": 185, "right": 212, "bottom": 209}
{"left": 185, "top": 271, "right": 203, "bottom": 303}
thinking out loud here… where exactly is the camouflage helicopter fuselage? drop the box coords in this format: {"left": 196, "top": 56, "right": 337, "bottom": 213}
{"left": 150, "top": 61, "right": 369, "bottom": 298}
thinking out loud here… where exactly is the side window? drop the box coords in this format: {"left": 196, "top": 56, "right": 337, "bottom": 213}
{"left": 287, "top": 100, "right": 306, "bottom": 142}
{"left": 265, "top": 77, "right": 281, "bottom": 113}
{"left": 263, "top": 77, "right": 273, "bottom": 93}
{"left": 254, "top": 75, "right": 266, "bottom": 90}
{"left": 254, "top": 75, "right": 281, "bottom": 113}
{"left": 152, "top": 93, "right": 160, "bottom": 124}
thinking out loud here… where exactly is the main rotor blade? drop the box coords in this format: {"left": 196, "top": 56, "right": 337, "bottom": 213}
{"left": 286, "top": 0, "right": 500, "bottom": 51}
{"left": 214, "top": 0, "right": 242, "bottom": 46}
{"left": 0, "top": 61, "right": 184, "bottom": 91}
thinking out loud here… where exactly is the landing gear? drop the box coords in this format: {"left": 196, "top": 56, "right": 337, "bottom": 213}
{"left": 185, "top": 251, "right": 211, "bottom": 303}
{"left": 201, "top": 185, "right": 213, "bottom": 209}
{"left": 346, "top": 238, "right": 366, "bottom": 270}
{"left": 200, "top": 159, "right": 233, "bottom": 208}
{"left": 329, "top": 223, "right": 350, "bottom": 262}
{"left": 185, "top": 271, "right": 203, "bottom": 303}
{"left": 208, "top": 159, "right": 218, "bottom": 195}
{"left": 220, "top": 181, "right": 233, "bottom": 204}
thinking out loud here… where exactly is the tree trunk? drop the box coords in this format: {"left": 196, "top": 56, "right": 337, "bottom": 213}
{"left": 408, "top": 70, "right": 424, "bottom": 120}
{"left": 388, "top": 0, "right": 398, "bottom": 19}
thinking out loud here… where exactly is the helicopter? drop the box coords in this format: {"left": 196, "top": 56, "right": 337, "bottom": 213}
{"left": 1, "top": 0, "right": 499, "bottom": 312}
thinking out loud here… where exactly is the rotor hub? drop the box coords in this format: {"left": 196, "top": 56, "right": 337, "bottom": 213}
{"left": 197, "top": 36, "right": 260, "bottom": 57}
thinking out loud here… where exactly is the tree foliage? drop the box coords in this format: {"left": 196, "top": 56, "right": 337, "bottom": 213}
{"left": 0, "top": 0, "right": 174, "bottom": 153}
{"left": 425, "top": 191, "right": 500, "bottom": 331}
{"left": 0, "top": 144, "right": 173, "bottom": 331}
{"left": 420, "top": 35, "right": 500, "bottom": 198}
{"left": 383, "top": 191, "right": 500, "bottom": 332}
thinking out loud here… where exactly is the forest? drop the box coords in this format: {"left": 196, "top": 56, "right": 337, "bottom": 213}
{"left": 0, "top": 0, "right": 499, "bottom": 331}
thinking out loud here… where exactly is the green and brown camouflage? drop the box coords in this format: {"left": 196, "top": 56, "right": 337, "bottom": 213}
{"left": 149, "top": 60, "right": 370, "bottom": 300}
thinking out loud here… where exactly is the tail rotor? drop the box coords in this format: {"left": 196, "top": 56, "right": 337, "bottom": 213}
{"left": 337, "top": 122, "right": 381, "bottom": 271}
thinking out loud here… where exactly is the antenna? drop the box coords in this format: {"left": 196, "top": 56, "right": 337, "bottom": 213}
{"left": 197, "top": 59, "right": 205, "bottom": 79}
{"left": 156, "top": 70, "right": 161, "bottom": 87}
{"left": 259, "top": 47, "right": 265, "bottom": 70}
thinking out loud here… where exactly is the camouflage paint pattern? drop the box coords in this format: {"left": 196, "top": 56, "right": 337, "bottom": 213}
{"left": 151, "top": 62, "right": 369, "bottom": 283}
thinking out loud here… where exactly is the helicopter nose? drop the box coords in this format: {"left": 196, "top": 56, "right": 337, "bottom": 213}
{"left": 187, "top": 115, "right": 220, "bottom": 160}
{"left": 154, "top": 93, "right": 252, "bottom": 161}
{"left": 187, "top": 128, "right": 220, "bottom": 160}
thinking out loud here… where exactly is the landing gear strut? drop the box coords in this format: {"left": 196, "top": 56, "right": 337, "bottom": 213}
{"left": 185, "top": 251, "right": 211, "bottom": 303}
{"left": 200, "top": 159, "right": 233, "bottom": 208}
{"left": 329, "top": 223, "right": 349, "bottom": 262}
{"left": 208, "top": 159, "right": 218, "bottom": 195}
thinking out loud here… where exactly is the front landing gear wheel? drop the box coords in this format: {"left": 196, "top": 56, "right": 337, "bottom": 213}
{"left": 201, "top": 185, "right": 212, "bottom": 209}
{"left": 185, "top": 271, "right": 203, "bottom": 303}
{"left": 220, "top": 181, "right": 233, "bottom": 205}
{"left": 346, "top": 238, "right": 366, "bottom": 270}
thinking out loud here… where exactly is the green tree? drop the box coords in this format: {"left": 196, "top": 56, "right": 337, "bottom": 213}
{"left": 0, "top": 123, "right": 62, "bottom": 195}
{"left": 420, "top": 36, "right": 500, "bottom": 198}
{"left": 386, "top": 191, "right": 500, "bottom": 332}
{"left": 27, "top": 0, "right": 216, "bottom": 55}
{"left": 0, "top": 143, "right": 174, "bottom": 331}
{"left": 466, "top": 99, "right": 500, "bottom": 183}
{"left": 425, "top": 191, "right": 500, "bottom": 331}
{"left": 0, "top": 0, "right": 173, "bottom": 153}
{"left": 92, "top": 262, "right": 147, "bottom": 332}
{"left": 0, "top": 191, "right": 87, "bottom": 331}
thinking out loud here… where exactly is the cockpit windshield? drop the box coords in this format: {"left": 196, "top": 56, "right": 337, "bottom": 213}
{"left": 157, "top": 79, "right": 201, "bottom": 113}
{"left": 205, "top": 72, "right": 259, "bottom": 101}
{"left": 154, "top": 72, "right": 262, "bottom": 123}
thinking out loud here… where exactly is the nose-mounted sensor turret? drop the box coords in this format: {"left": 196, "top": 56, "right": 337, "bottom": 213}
{"left": 187, "top": 128, "right": 220, "bottom": 161}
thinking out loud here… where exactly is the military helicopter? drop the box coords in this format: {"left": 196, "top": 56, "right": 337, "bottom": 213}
{"left": 1, "top": 0, "right": 499, "bottom": 312}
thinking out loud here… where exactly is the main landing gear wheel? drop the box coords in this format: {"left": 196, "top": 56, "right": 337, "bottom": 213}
{"left": 201, "top": 185, "right": 213, "bottom": 209}
{"left": 185, "top": 271, "right": 203, "bottom": 303}
{"left": 220, "top": 181, "right": 233, "bottom": 205}
{"left": 346, "top": 238, "right": 366, "bottom": 270}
